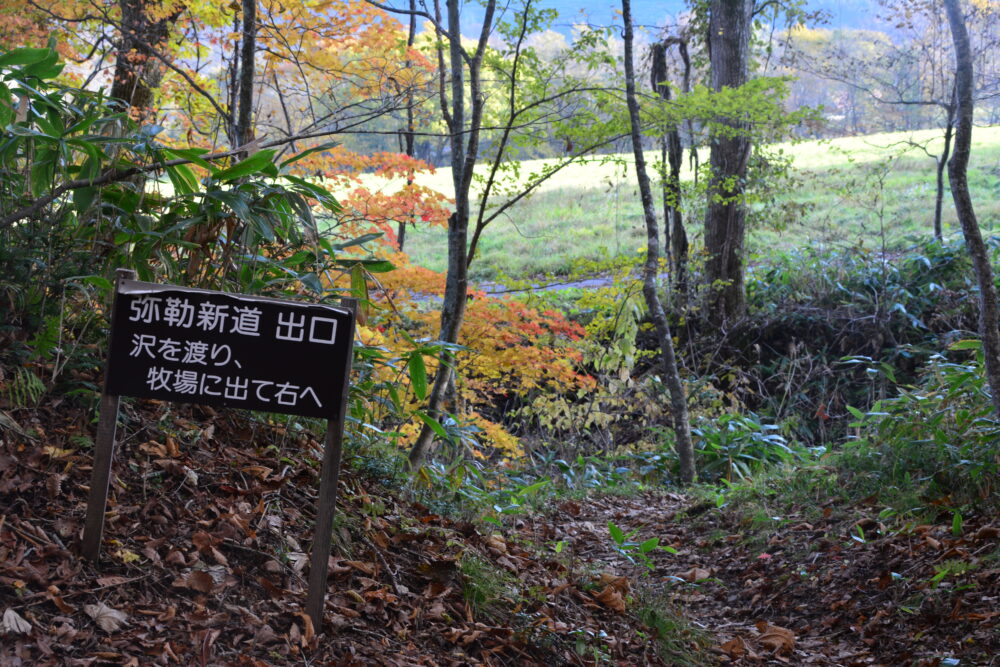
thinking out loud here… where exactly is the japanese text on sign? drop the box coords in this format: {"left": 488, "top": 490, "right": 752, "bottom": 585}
{"left": 105, "top": 281, "right": 353, "bottom": 419}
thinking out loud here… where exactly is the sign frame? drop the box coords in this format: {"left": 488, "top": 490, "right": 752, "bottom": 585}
{"left": 82, "top": 269, "right": 356, "bottom": 629}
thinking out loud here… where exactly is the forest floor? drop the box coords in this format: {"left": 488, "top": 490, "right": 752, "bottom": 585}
{"left": 2, "top": 397, "right": 999, "bottom": 665}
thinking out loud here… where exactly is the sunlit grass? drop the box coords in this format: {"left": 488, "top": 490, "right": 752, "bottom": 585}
{"left": 396, "top": 126, "right": 1000, "bottom": 280}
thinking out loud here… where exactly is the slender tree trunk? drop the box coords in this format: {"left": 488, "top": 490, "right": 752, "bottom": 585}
{"left": 408, "top": 0, "right": 496, "bottom": 468}
{"left": 650, "top": 39, "right": 690, "bottom": 298}
{"left": 398, "top": 0, "right": 417, "bottom": 252}
{"left": 703, "top": 0, "right": 752, "bottom": 324}
{"left": 934, "top": 101, "right": 956, "bottom": 241}
{"left": 943, "top": 0, "right": 1000, "bottom": 418}
{"left": 232, "top": 0, "right": 257, "bottom": 153}
{"left": 622, "top": 0, "right": 695, "bottom": 484}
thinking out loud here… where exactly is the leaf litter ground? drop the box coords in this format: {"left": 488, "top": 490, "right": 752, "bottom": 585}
{"left": 2, "top": 397, "right": 998, "bottom": 665}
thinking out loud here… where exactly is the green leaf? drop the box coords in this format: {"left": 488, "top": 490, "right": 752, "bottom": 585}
{"left": 73, "top": 186, "right": 97, "bottom": 213}
{"left": 335, "top": 259, "right": 394, "bottom": 273}
{"left": 608, "top": 521, "right": 625, "bottom": 545}
{"left": 0, "top": 47, "right": 53, "bottom": 67}
{"left": 212, "top": 149, "right": 277, "bottom": 182}
{"left": 165, "top": 163, "right": 198, "bottom": 195}
{"left": 952, "top": 511, "right": 963, "bottom": 538}
{"left": 332, "top": 232, "right": 383, "bottom": 250}
{"left": 160, "top": 147, "right": 214, "bottom": 170}
{"left": 414, "top": 411, "right": 450, "bottom": 441}
{"left": 516, "top": 479, "right": 549, "bottom": 498}
{"left": 949, "top": 339, "right": 982, "bottom": 351}
{"left": 408, "top": 352, "right": 428, "bottom": 400}
{"left": 80, "top": 275, "right": 113, "bottom": 290}
{"left": 846, "top": 405, "right": 864, "bottom": 420}
{"left": 639, "top": 537, "right": 660, "bottom": 554}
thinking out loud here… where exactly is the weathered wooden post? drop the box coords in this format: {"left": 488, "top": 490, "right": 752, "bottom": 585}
{"left": 82, "top": 268, "right": 135, "bottom": 562}
{"left": 306, "top": 297, "right": 357, "bottom": 628}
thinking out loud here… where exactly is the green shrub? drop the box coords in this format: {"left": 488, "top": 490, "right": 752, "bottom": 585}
{"left": 840, "top": 344, "right": 1000, "bottom": 508}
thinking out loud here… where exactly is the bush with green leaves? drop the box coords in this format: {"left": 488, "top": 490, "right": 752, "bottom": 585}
{"left": 690, "top": 412, "right": 798, "bottom": 482}
{"left": 840, "top": 341, "right": 1000, "bottom": 507}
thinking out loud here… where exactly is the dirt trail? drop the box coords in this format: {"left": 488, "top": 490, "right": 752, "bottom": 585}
{"left": 529, "top": 489, "right": 1000, "bottom": 666}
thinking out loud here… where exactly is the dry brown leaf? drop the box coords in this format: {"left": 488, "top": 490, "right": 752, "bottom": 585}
{"left": 2, "top": 608, "right": 31, "bottom": 635}
{"left": 253, "top": 624, "right": 279, "bottom": 645}
{"left": 426, "top": 601, "right": 449, "bottom": 621}
{"left": 679, "top": 567, "right": 711, "bottom": 583}
{"left": 756, "top": 621, "right": 795, "bottom": 654}
{"left": 84, "top": 602, "right": 128, "bottom": 633}
{"left": 139, "top": 441, "right": 167, "bottom": 457}
{"left": 597, "top": 573, "right": 630, "bottom": 593}
{"left": 96, "top": 576, "right": 128, "bottom": 587}
{"left": 187, "top": 570, "right": 215, "bottom": 593}
{"left": 192, "top": 530, "right": 215, "bottom": 552}
{"left": 241, "top": 465, "right": 272, "bottom": 480}
{"left": 973, "top": 526, "right": 1000, "bottom": 541}
{"left": 719, "top": 636, "right": 754, "bottom": 659}
{"left": 593, "top": 585, "right": 626, "bottom": 613}
{"left": 344, "top": 560, "right": 376, "bottom": 575}
{"left": 296, "top": 611, "right": 315, "bottom": 643}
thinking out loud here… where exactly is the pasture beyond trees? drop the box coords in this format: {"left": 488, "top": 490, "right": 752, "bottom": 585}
{"left": 401, "top": 126, "right": 1000, "bottom": 279}
{"left": 2, "top": 0, "right": 1000, "bottom": 663}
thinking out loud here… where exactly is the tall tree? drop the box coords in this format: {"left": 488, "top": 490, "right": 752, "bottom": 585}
{"left": 368, "top": 0, "right": 623, "bottom": 467}
{"left": 622, "top": 0, "right": 695, "bottom": 483}
{"left": 943, "top": 0, "right": 1000, "bottom": 417}
{"left": 109, "top": 0, "right": 182, "bottom": 119}
{"left": 650, "top": 37, "right": 689, "bottom": 295}
{"left": 703, "top": 0, "right": 753, "bottom": 324}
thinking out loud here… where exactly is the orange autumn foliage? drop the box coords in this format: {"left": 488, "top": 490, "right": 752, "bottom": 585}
{"left": 346, "top": 258, "right": 595, "bottom": 459}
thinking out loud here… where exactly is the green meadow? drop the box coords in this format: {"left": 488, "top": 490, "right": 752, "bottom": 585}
{"left": 385, "top": 126, "right": 1000, "bottom": 280}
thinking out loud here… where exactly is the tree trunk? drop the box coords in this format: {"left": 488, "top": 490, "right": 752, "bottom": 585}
{"left": 110, "top": 0, "right": 179, "bottom": 119}
{"left": 934, "top": 100, "right": 956, "bottom": 241}
{"left": 703, "top": 0, "right": 752, "bottom": 325}
{"left": 943, "top": 0, "right": 1000, "bottom": 418}
{"left": 397, "top": 0, "right": 417, "bottom": 252}
{"left": 407, "top": 0, "right": 495, "bottom": 468}
{"left": 622, "top": 0, "right": 695, "bottom": 484}
{"left": 231, "top": 0, "right": 257, "bottom": 153}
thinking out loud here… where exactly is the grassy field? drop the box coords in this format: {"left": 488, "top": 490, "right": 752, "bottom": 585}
{"left": 387, "top": 126, "right": 1000, "bottom": 280}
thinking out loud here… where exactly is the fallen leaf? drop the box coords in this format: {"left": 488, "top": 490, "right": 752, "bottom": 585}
{"left": 192, "top": 530, "right": 216, "bottom": 552}
{"left": 84, "top": 602, "right": 128, "bottom": 633}
{"left": 756, "top": 621, "right": 795, "bottom": 654}
{"left": 96, "top": 576, "right": 129, "bottom": 587}
{"left": 296, "top": 611, "right": 315, "bottom": 643}
{"left": 187, "top": 570, "right": 215, "bottom": 593}
{"left": 593, "top": 585, "right": 626, "bottom": 613}
{"left": 973, "top": 526, "right": 1000, "bottom": 541}
{"left": 2, "top": 608, "right": 31, "bottom": 635}
{"left": 597, "top": 573, "right": 630, "bottom": 593}
{"left": 679, "top": 567, "right": 711, "bottom": 582}
{"left": 720, "top": 636, "right": 755, "bottom": 659}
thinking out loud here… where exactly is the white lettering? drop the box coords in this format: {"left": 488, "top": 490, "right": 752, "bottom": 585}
{"left": 275, "top": 311, "right": 306, "bottom": 342}
{"left": 163, "top": 297, "right": 195, "bottom": 328}
{"left": 129, "top": 334, "right": 157, "bottom": 358}
{"left": 196, "top": 302, "right": 229, "bottom": 332}
{"left": 308, "top": 316, "right": 338, "bottom": 344}
{"left": 230, "top": 306, "right": 262, "bottom": 336}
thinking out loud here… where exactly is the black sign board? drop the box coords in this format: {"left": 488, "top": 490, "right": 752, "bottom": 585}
{"left": 105, "top": 280, "right": 353, "bottom": 419}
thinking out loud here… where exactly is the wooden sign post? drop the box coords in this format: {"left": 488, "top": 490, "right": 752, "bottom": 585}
{"left": 82, "top": 275, "right": 356, "bottom": 629}
{"left": 82, "top": 268, "right": 135, "bottom": 562}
